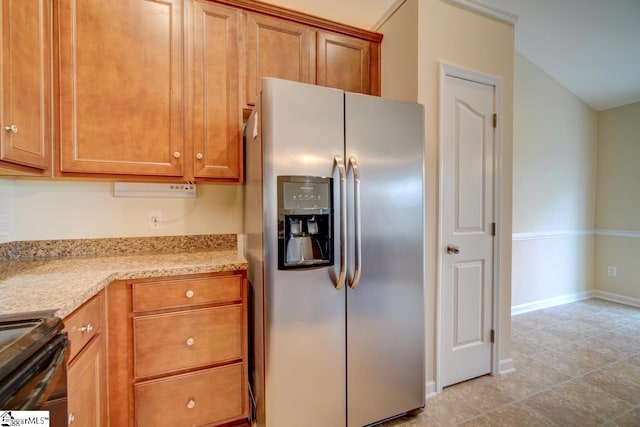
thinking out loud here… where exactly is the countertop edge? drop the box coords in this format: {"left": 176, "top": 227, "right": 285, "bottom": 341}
{"left": 0, "top": 251, "right": 248, "bottom": 319}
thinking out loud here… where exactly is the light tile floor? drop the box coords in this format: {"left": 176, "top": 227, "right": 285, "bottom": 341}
{"left": 381, "top": 298, "right": 640, "bottom": 426}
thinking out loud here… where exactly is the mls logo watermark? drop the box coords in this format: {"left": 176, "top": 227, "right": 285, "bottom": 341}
{"left": 0, "top": 411, "right": 50, "bottom": 427}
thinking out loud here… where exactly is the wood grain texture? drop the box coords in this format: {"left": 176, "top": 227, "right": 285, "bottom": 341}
{"left": 0, "top": 0, "right": 51, "bottom": 173}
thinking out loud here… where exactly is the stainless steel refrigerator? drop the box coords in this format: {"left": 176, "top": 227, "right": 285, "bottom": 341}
{"left": 244, "top": 78, "right": 425, "bottom": 427}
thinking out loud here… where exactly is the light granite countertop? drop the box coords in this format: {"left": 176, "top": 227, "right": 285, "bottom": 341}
{"left": 0, "top": 250, "right": 248, "bottom": 319}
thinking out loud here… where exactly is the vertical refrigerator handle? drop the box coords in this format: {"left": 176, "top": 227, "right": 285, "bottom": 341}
{"left": 333, "top": 155, "right": 347, "bottom": 290}
{"left": 348, "top": 156, "right": 362, "bottom": 289}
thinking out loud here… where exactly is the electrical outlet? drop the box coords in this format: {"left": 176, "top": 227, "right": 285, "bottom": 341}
{"left": 607, "top": 266, "right": 617, "bottom": 277}
{"left": 148, "top": 211, "right": 163, "bottom": 231}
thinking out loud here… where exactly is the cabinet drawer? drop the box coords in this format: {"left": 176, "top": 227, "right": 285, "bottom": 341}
{"left": 135, "top": 363, "right": 245, "bottom": 427}
{"left": 64, "top": 291, "right": 104, "bottom": 361}
{"left": 132, "top": 275, "right": 242, "bottom": 312}
{"left": 134, "top": 305, "right": 242, "bottom": 378}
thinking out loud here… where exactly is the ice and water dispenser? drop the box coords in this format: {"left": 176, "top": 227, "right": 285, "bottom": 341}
{"left": 277, "top": 176, "right": 333, "bottom": 270}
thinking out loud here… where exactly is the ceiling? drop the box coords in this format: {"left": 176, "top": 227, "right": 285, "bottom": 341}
{"left": 260, "top": 0, "right": 640, "bottom": 111}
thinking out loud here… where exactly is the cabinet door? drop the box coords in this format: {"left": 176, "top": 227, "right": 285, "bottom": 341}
{"left": 57, "top": 0, "right": 184, "bottom": 176}
{"left": 245, "top": 13, "right": 314, "bottom": 106}
{"left": 317, "top": 31, "right": 373, "bottom": 95}
{"left": 67, "top": 335, "right": 106, "bottom": 427}
{"left": 0, "top": 0, "right": 50, "bottom": 171}
{"left": 192, "top": 1, "right": 242, "bottom": 180}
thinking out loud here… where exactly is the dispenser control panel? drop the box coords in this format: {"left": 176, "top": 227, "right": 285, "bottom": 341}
{"left": 281, "top": 180, "right": 330, "bottom": 211}
{"left": 277, "top": 176, "right": 333, "bottom": 270}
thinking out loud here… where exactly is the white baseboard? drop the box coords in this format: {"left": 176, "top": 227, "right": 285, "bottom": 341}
{"left": 499, "top": 358, "right": 515, "bottom": 374}
{"left": 593, "top": 290, "right": 640, "bottom": 308}
{"left": 425, "top": 381, "right": 437, "bottom": 400}
{"left": 511, "top": 291, "right": 594, "bottom": 315}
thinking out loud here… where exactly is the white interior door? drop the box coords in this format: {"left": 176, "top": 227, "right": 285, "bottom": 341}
{"left": 440, "top": 74, "right": 495, "bottom": 388}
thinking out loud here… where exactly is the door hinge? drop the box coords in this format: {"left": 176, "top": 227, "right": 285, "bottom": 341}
{"left": 491, "top": 222, "right": 496, "bottom": 236}
{"left": 490, "top": 329, "right": 495, "bottom": 343}
{"left": 492, "top": 113, "right": 497, "bottom": 128}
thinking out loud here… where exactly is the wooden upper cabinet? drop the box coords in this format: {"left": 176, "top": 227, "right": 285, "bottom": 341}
{"left": 0, "top": 0, "right": 51, "bottom": 173}
{"left": 191, "top": 1, "right": 242, "bottom": 180}
{"left": 245, "top": 12, "right": 314, "bottom": 106}
{"left": 57, "top": 0, "right": 185, "bottom": 176}
{"left": 317, "top": 31, "right": 377, "bottom": 95}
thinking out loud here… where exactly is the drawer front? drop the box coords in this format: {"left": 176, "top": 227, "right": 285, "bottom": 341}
{"left": 132, "top": 274, "right": 242, "bottom": 312}
{"left": 65, "top": 291, "right": 104, "bottom": 361}
{"left": 135, "top": 363, "right": 245, "bottom": 427}
{"left": 134, "top": 305, "right": 242, "bottom": 378}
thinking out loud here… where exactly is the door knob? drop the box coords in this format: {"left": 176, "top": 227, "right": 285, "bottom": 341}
{"left": 446, "top": 244, "right": 460, "bottom": 254}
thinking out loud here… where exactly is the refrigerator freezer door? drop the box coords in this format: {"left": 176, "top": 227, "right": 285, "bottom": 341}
{"left": 345, "top": 93, "right": 426, "bottom": 426}
{"left": 259, "top": 78, "right": 347, "bottom": 427}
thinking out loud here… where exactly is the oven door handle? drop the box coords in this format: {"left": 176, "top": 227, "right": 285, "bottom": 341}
{"left": 20, "top": 334, "right": 69, "bottom": 409}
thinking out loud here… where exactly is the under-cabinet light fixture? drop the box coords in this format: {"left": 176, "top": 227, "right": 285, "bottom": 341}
{"left": 113, "top": 182, "right": 196, "bottom": 198}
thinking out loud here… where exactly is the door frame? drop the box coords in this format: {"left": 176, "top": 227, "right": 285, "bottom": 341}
{"left": 435, "top": 62, "right": 503, "bottom": 393}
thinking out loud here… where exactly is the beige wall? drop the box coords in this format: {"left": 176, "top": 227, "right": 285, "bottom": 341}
{"left": 511, "top": 53, "right": 597, "bottom": 310}
{"left": 380, "top": 0, "right": 418, "bottom": 102}
{"left": 0, "top": 179, "right": 15, "bottom": 244}
{"left": 595, "top": 102, "right": 640, "bottom": 300}
{"left": 0, "top": 179, "right": 243, "bottom": 243}
{"left": 381, "top": 0, "right": 514, "bottom": 388}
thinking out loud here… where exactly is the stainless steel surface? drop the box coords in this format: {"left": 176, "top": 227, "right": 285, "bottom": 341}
{"left": 447, "top": 244, "right": 461, "bottom": 254}
{"left": 247, "top": 78, "right": 346, "bottom": 427}
{"left": 245, "top": 78, "right": 425, "bottom": 427}
{"left": 4, "top": 125, "right": 18, "bottom": 133}
{"left": 335, "top": 155, "right": 347, "bottom": 290}
{"left": 347, "top": 156, "right": 362, "bottom": 289}
{"left": 0, "top": 312, "right": 69, "bottom": 411}
{"left": 345, "top": 92, "right": 425, "bottom": 427}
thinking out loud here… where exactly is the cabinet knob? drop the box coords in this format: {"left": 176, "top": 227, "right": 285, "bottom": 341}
{"left": 79, "top": 323, "right": 93, "bottom": 333}
{"left": 186, "top": 337, "right": 195, "bottom": 346}
{"left": 68, "top": 413, "right": 75, "bottom": 424}
{"left": 185, "top": 290, "right": 194, "bottom": 298}
{"left": 4, "top": 125, "right": 18, "bottom": 133}
{"left": 173, "top": 151, "right": 181, "bottom": 158}
{"left": 187, "top": 399, "right": 196, "bottom": 409}
{"left": 195, "top": 153, "right": 203, "bottom": 160}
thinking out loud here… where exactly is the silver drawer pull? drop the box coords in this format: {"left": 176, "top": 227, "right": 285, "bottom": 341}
{"left": 186, "top": 337, "right": 195, "bottom": 346}
{"left": 4, "top": 125, "right": 18, "bottom": 133}
{"left": 79, "top": 324, "right": 93, "bottom": 333}
{"left": 68, "top": 413, "right": 75, "bottom": 424}
{"left": 185, "top": 290, "right": 194, "bottom": 298}
{"left": 187, "top": 399, "right": 196, "bottom": 409}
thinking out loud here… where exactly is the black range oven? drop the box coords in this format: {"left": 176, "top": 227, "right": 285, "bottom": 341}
{"left": 0, "top": 310, "right": 69, "bottom": 424}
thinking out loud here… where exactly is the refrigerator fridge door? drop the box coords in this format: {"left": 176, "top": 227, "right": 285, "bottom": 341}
{"left": 344, "top": 93, "right": 425, "bottom": 426}
{"left": 259, "top": 78, "right": 347, "bottom": 427}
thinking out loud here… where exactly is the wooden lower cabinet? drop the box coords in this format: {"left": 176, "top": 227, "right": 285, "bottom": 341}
{"left": 134, "top": 305, "right": 243, "bottom": 378}
{"left": 67, "top": 335, "right": 106, "bottom": 427}
{"left": 135, "top": 363, "right": 245, "bottom": 427}
{"left": 107, "top": 272, "right": 249, "bottom": 427}
{"left": 64, "top": 291, "right": 107, "bottom": 427}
